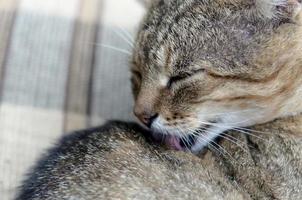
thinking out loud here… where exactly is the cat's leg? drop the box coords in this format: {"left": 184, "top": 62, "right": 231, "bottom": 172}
{"left": 191, "top": 125, "right": 230, "bottom": 154}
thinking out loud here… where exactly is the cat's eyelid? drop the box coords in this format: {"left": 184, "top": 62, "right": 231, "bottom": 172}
{"left": 173, "top": 68, "right": 205, "bottom": 79}
{"left": 167, "top": 68, "right": 205, "bottom": 88}
{"left": 192, "top": 68, "right": 206, "bottom": 73}
{"left": 175, "top": 68, "right": 205, "bottom": 76}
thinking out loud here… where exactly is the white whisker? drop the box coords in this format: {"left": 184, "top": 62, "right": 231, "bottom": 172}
{"left": 235, "top": 127, "right": 272, "bottom": 135}
{"left": 175, "top": 125, "right": 190, "bottom": 150}
{"left": 189, "top": 128, "right": 237, "bottom": 162}
{"left": 218, "top": 134, "right": 249, "bottom": 153}
{"left": 176, "top": 129, "right": 190, "bottom": 150}
{"left": 198, "top": 129, "right": 237, "bottom": 163}
{"left": 201, "top": 108, "right": 260, "bottom": 117}
{"left": 118, "top": 27, "right": 134, "bottom": 43}
{"left": 194, "top": 117, "right": 251, "bottom": 126}
{"left": 180, "top": 137, "right": 189, "bottom": 150}
{"left": 202, "top": 112, "right": 272, "bottom": 137}
{"left": 221, "top": 133, "right": 254, "bottom": 149}
{"left": 231, "top": 127, "right": 267, "bottom": 141}
{"left": 92, "top": 43, "right": 132, "bottom": 55}
{"left": 113, "top": 28, "right": 134, "bottom": 48}
{"left": 194, "top": 120, "right": 267, "bottom": 141}
{"left": 189, "top": 129, "right": 224, "bottom": 154}
{"left": 154, "top": 124, "right": 165, "bottom": 144}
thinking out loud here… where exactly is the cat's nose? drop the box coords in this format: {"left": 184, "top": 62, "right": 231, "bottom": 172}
{"left": 134, "top": 105, "right": 158, "bottom": 128}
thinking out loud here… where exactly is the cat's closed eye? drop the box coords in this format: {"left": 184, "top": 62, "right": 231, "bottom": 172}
{"left": 167, "top": 68, "right": 205, "bottom": 89}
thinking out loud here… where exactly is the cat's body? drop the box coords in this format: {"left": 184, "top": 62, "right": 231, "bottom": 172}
{"left": 131, "top": 0, "right": 302, "bottom": 152}
{"left": 17, "top": 119, "right": 302, "bottom": 200}
{"left": 17, "top": 0, "right": 302, "bottom": 199}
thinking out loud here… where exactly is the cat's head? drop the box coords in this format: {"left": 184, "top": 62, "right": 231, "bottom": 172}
{"left": 131, "top": 0, "right": 302, "bottom": 150}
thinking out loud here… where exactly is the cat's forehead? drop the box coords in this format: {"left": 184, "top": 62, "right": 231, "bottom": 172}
{"left": 133, "top": 0, "right": 280, "bottom": 73}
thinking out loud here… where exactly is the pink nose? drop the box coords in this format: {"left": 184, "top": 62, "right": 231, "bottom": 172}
{"left": 133, "top": 104, "right": 158, "bottom": 127}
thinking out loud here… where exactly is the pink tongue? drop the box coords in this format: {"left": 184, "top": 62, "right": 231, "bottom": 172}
{"left": 165, "top": 135, "right": 183, "bottom": 151}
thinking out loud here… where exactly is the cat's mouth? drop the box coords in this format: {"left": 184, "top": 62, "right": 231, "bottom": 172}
{"left": 151, "top": 121, "right": 218, "bottom": 151}
{"left": 151, "top": 131, "right": 200, "bottom": 151}
{"left": 151, "top": 123, "right": 215, "bottom": 151}
{"left": 164, "top": 134, "right": 197, "bottom": 151}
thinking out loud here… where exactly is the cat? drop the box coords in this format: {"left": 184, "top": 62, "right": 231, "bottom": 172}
{"left": 16, "top": 119, "right": 302, "bottom": 200}
{"left": 16, "top": 0, "right": 302, "bottom": 199}
{"left": 131, "top": 0, "right": 302, "bottom": 153}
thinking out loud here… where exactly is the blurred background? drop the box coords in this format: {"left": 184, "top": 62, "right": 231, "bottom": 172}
{"left": 0, "top": 0, "right": 145, "bottom": 199}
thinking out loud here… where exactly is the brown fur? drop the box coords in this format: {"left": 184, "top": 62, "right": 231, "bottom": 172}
{"left": 17, "top": 118, "right": 302, "bottom": 199}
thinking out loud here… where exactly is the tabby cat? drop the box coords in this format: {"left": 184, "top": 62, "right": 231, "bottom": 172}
{"left": 131, "top": 0, "right": 302, "bottom": 153}
{"left": 17, "top": 0, "right": 302, "bottom": 199}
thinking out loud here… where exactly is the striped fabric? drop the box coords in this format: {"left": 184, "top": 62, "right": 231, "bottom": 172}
{"left": 0, "top": 0, "right": 145, "bottom": 199}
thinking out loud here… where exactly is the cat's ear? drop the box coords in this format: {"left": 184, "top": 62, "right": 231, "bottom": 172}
{"left": 256, "top": 0, "right": 302, "bottom": 22}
